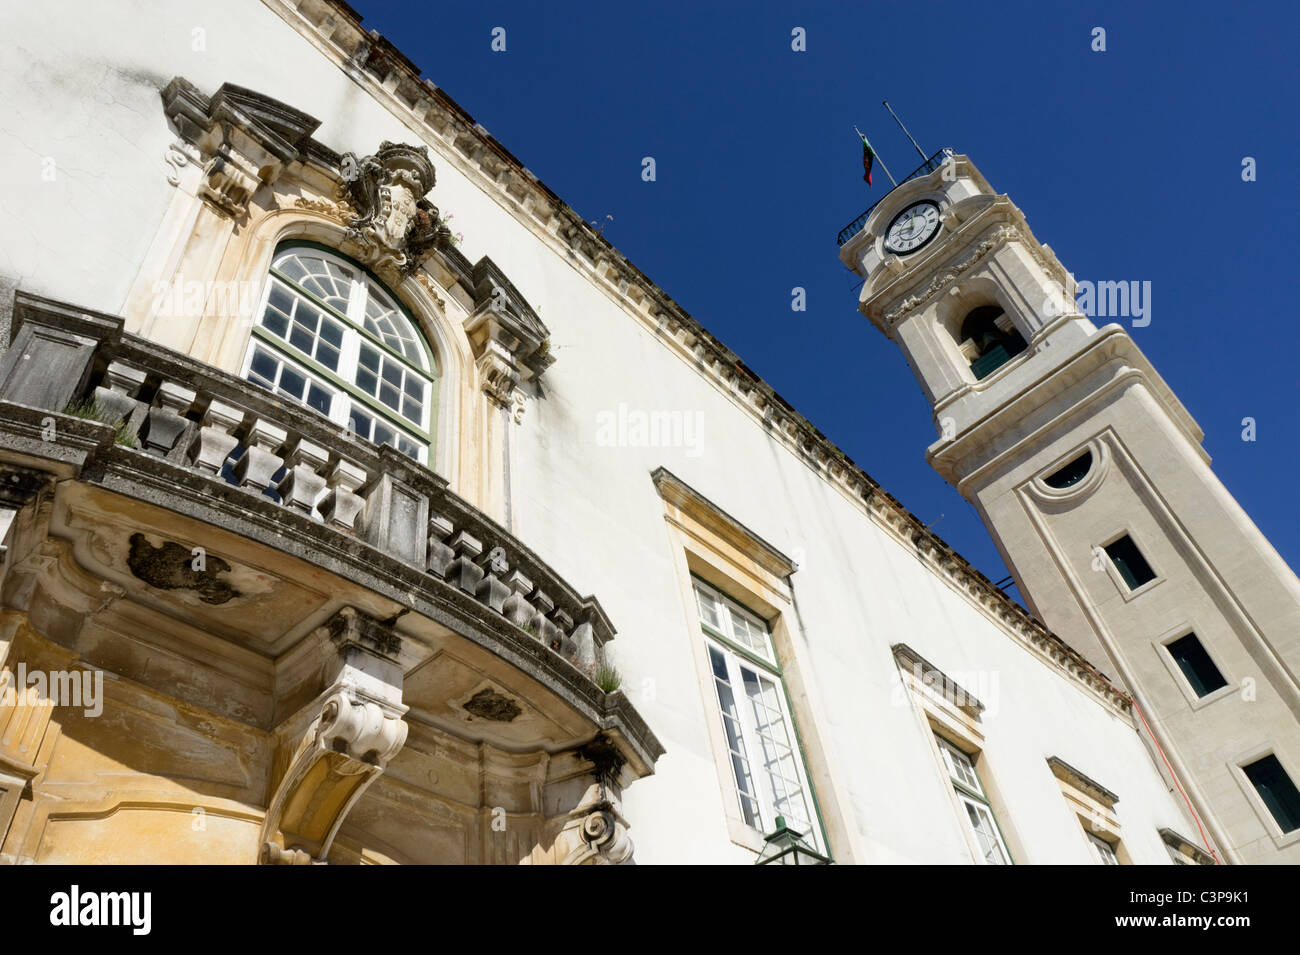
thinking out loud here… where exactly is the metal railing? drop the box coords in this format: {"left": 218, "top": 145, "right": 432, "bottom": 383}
{"left": 836, "top": 147, "right": 955, "bottom": 247}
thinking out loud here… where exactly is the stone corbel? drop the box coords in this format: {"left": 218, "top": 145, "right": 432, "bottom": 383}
{"left": 461, "top": 259, "right": 553, "bottom": 418}
{"left": 555, "top": 734, "right": 635, "bottom": 865}
{"left": 258, "top": 608, "right": 408, "bottom": 864}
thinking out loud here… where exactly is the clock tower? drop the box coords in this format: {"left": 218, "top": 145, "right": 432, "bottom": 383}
{"left": 840, "top": 153, "right": 1300, "bottom": 863}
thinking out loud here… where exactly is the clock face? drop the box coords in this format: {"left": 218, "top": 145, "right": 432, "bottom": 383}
{"left": 884, "top": 201, "right": 941, "bottom": 254}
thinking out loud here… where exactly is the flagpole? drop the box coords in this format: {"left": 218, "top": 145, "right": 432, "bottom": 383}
{"left": 881, "top": 100, "right": 928, "bottom": 163}
{"left": 853, "top": 125, "right": 896, "bottom": 187}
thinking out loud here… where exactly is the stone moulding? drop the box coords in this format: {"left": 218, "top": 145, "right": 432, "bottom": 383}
{"left": 892, "top": 643, "right": 985, "bottom": 718}
{"left": 1160, "top": 827, "right": 1217, "bottom": 866}
{"left": 1047, "top": 755, "right": 1120, "bottom": 810}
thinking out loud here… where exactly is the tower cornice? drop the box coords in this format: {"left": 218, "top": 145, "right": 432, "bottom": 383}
{"left": 928, "top": 325, "right": 1206, "bottom": 493}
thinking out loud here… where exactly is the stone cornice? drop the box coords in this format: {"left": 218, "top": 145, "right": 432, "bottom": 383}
{"left": 1159, "top": 827, "right": 1217, "bottom": 866}
{"left": 1047, "top": 755, "right": 1120, "bottom": 809}
{"left": 930, "top": 326, "right": 1206, "bottom": 491}
{"left": 259, "top": 0, "right": 1134, "bottom": 719}
{"left": 892, "top": 643, "right": 985, "bottom": 718}
{"left": 652, "top": 467, "right": 796, "bottom": 579}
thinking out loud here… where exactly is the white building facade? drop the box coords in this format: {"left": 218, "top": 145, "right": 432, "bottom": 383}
{"left": 0, "top": 0, "right": 1273, "bottom": 865}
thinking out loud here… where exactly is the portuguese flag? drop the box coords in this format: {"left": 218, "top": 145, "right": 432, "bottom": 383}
{"left": 860, "top": 133, "right": 875, "bottom": 186}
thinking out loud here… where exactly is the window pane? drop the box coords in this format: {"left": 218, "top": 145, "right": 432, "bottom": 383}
{"left": 1089, "top": 833, "right": 1120, "bottom": 865}
{"left": 708, "top": 646, "right": 760, "bottom": 828}
{"left": 249, "top": 348, "right": 278, "bottom": 386}
{"left": 401, "top": 394, "right": 422, "bottom": 424}
{"left": 1105, "top": 535, "right": 1156, "bottom": 590}
{"left": 262, "top": 307, "right": 289, "bottom": 338}
{"left": 306, "top": 383, "right": 331, "bottom": 415}
{"left": 1243, "top": 755, "right": 1300, "bottom": 833}
{"left": 964, "top": 799, "right": 1008, "bottom": 864}
{"left": 742, "top": 665, "right": 813, "bottom": 836}
{"left": 289, "top": 322, "right": 314, "bottom": 354}
{"left": 268, "top": 285, "right": 294, "bottom": 315}
{"left": 279, "top": 365, "right": 305, "bottom": 398}
{"left": 317, "top": 341, "right": 340, "bottom": 372}
{"left": 1167, "top": 633, "right": 1228, "bottom": 697}
{"left": 695, "top": 586, "right": 723, "bottom": 630}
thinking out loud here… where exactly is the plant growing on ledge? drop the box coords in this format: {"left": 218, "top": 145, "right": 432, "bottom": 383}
{"left": 61, "top": 398, "right": 139, "bottom": 449}
{"left": 588, "top": 648, "right": 621, "bottom": 693}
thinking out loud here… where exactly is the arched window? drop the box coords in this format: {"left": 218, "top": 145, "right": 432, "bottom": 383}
{"left": 958, "top": 305, "right": 1028, "bottom": 380}
{"left": 242, "top": 243, "right": 437, "bottom": 463}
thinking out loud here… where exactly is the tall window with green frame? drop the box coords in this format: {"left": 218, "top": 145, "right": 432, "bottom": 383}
{"left": 692, "top": 577, "right": 823, "bottom": 853}
{"left": 243, "top": 243, "right": 438, "bottom": 463}
{"left": 935, "top": 735, "right": 1012, "bottom": 864}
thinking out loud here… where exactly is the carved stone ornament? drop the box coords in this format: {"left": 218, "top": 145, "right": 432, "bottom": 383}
{"left": 338, "top": 141, "right": 452, "bottom": 278}
{"left": 161, "top": 77, "right": 333, "bottom": 219}
{"left": 258, "top": 607, "right": 408, "bottom": 864}
{"left": 882, "top": 224, "right": 1019, "bottom": 323}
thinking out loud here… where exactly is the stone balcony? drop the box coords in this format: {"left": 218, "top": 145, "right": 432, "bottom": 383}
{"left": 0, "top": 290, "right": 662, "bottom": 864}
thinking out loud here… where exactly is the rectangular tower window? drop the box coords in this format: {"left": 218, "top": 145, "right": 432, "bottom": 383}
{"left": 1104, "top": 535, "right": 1156, "bottom": 590}
{"left": 1166, "top": 633, "right": 1228, "bottom": 697}
{"left": 1242, "top": 755, "right": 1300, "bottom": 834}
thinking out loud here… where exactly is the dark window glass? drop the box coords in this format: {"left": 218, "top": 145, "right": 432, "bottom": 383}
{"left": 1105, "top": 535, "right": 1156, "bottom": 590}
{"left": 1166, "top": 633, "right": 1228, "bottom": 697}
{"left": 1243, "top": 755, "right": 1300, "bottom": 833}
{"left": 1045, "top": 451, "right": 1093, "bottom": 489}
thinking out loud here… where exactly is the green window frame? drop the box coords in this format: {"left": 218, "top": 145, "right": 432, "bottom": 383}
{"left": 935, "top": 735, "right": 1013, "bottom": 865}
{"left": 692, "top": 575, "right": 828, "bottom": 856}
{"left": 243, "top": 241, "right": 439, "bottom": 464}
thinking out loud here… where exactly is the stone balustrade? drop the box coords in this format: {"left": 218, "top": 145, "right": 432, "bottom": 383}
{"left": 0, "top": 295, "right": 614, "bottom": 677}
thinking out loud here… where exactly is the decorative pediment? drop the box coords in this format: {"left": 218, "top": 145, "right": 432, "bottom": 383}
{"left": 161, "top": 77, "right": 337, "bottom": 219}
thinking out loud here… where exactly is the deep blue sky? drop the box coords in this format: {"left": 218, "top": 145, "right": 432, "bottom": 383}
{"left": 351, "top": 0, "right": 1300, "bottom": 592}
